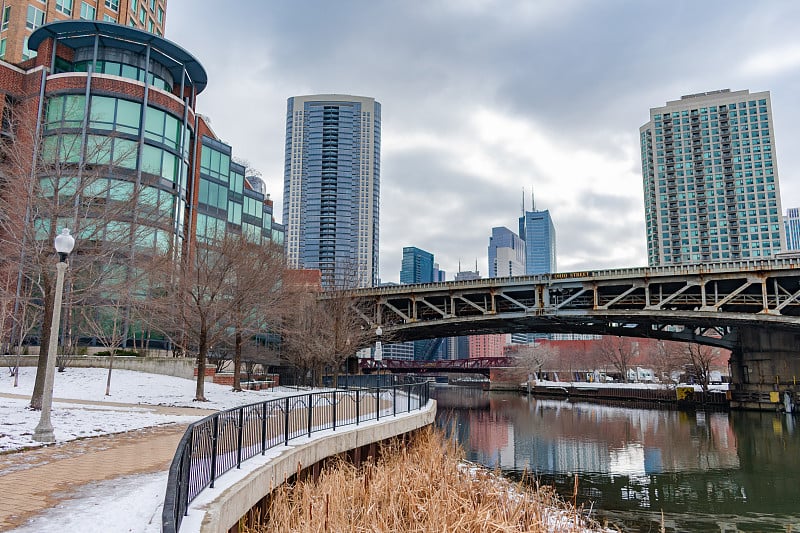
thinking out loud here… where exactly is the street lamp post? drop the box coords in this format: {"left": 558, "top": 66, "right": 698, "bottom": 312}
{"left": 33, "top": 228, "right": 75, "bottom": 444}
{"left": 374, "top": 326, "right": 383, "bottom": 384}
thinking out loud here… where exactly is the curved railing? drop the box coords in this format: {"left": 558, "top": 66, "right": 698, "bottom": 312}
{"left": 162, "top": 379, "right": 431, "bottom": 533}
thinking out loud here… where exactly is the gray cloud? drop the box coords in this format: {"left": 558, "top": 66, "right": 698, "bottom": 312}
{"left": 166, "top": 0, "right": 800, "bottom": 282}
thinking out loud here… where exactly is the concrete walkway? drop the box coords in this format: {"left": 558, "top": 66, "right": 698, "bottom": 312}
{"left": 0, "top": 401, "right": 215, "bottom": 531}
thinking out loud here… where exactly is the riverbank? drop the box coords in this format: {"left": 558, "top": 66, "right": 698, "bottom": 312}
{"left": 526, "top": 380, "right": 729, "bottom": 408}
{"left": 245, "top": 427, "right": 608, "bottom": 532}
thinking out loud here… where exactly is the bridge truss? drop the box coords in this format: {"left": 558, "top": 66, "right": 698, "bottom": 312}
{"left": 338, "top": 259, "right": 800, "bottom": 350}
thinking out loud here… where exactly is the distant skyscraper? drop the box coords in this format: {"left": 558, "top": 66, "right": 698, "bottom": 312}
{"left": 454, "top": 269, "right": 480, "bottom": 281}
{"left": 400, "top": 246, "right": 434, "bottom": 284}
{"left": 784, "top": 208, "right": 800, "bottom": 251}
{"left": 488, "top": 226, "right": 525, "bottom": 278}
{"left": 432, "top": 263, "right": 446, "bottom": 282}
{"left": 640, "top": 89, "right": 785, "bottom": 266}
{"left": 519, "top": 210, "right": 556, "bottom": 275}
{"left": 283, "top": 94, "right": 381, "bottom": 287}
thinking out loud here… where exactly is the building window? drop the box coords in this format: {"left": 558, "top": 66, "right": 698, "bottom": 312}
{"left": 56, "top": 0, "right": 73, "bottom": 15}
{"left": 80, "top": 1, "right": 95, "bottom": 19}
{"left": 103, "top": 14, "right": 116, "bottom": 22}
{"left": 131, "top": 0, "right": 137, "bottom": 11}
{"left": 139, "top": 6, "right": 145, "bottom": 22}
{"left": 157, "top": 6, "right": 163, "bottom": 23}
{"left": 149, "top": 0, "right": 155, "bottom": 9}
{"left": 147, "top": 18, "right": 153, "bottom": 32}
{"left": 26, "top": 5, "right": 45, "bottom": 30}
{"left": 0, "top": 38, "right": 5, "bottom": 59}
{"left": 21, "top": 36, "right": 36, "bottom": 60}
{"left": 104, "top": 0, "right": 119, "bottom": 11}
{"left": 1, "top": 6, "right": 11, "bottom": 31}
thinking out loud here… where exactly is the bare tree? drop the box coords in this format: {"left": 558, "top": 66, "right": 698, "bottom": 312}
{"left": 682, "top": 343, "right": 722, "bottom": 393}
{"left": 512, "top": 342, "right": 556, "bottom": 381}
{"left": 278, "top": 271, "right": 373, "bottom": 387}
{"left": 0, "top": 99, "right": 143, "bottom": 408}
{"left": 225, "top": 239, "right": 285, "bottom": 391}
{"left": 594, "top": 336, "right": 639, "bottom": 383}
{"left": 648, "top": 340, "right": 684, "bottom": 387}
{"left": 143, "top": 232, "right": 285, "bottom": 401}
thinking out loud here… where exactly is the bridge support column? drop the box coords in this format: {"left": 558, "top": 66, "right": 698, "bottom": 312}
{"left": 730, "top": 327, "right": 800, "bottom": 412}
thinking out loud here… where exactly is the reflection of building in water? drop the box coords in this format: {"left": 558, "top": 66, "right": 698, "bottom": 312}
{"left": 468, "top": 412, "right": 515, "bottom": 468}
{"left": 436, "top": 389, "right": 800, "bottom": 532}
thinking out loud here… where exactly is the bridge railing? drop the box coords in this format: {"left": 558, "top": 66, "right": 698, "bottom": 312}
{"left": 162, "top": 380, "right": 431, "bottom": 533}
{"left": 340, "top": 258, "right": 800, "bottom": 297}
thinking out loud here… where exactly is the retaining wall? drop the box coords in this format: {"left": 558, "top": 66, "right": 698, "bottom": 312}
{"left": 8, "top": 355, "right": 196, "bottom": 379}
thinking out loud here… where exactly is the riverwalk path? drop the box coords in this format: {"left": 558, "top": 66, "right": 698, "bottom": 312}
{"left": 0, "top": 394, "right": 214, "bottom": 531}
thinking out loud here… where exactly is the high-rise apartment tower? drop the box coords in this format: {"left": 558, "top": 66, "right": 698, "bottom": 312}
{"left": 0, "top": 0, "right": 167, "bottom": 64}
{"left": 283, "top": 94, "right": 381, "bottom": 287}
{"left": 640, "top": 89, "right": 785, "bottom": 265}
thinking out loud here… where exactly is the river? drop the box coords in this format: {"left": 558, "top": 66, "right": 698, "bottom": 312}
{"left": 432, "top": 385, "right": 800, "bottom": 532}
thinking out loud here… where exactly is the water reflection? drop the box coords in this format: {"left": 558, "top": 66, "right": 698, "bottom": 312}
{"left": 433, "top": 386, "right": 800, "bottom": 532}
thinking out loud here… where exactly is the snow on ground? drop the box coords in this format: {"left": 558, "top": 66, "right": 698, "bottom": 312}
{"left": 0, "top": 396, "right": 197, "bottom": 452}
{"left": 532, "top": 379, "right": 729, "bottom": 392}
{"left": 0, "top": 367, "right": 305, "bottom": 453}
{"left": 9, "top": 472, "right": 165, "bottom": 533}
{"left": 0, "top": 366, "right": 330, "bottom": 533}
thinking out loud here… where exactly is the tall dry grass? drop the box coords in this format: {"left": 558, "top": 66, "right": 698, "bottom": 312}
{"left": 246, "top": 427, "right": 608, "bottom": 532}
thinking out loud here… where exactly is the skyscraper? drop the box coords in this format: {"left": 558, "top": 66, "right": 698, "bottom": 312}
{"left": 784, "top": 208, "right": 800, "bottom": 251}
{"left": 283, "top": 94, "right": 381, "bottom": 288}
{"left": 640, "top": 89, "right": 785, "bottom": 266}
{"left": 488, "top": 226, "right": 525, "bottom": 278}
{"left": 0, "top": 0, "right": 167, "bottom": 64}
{"left": 519, "top": 210, "right": 556, "bottom": 275}
{"left": 400, "top": 246, "right": 434, "bottom": 284}
{"left": 397, "top": 246, "right": 447, "bottom": 360}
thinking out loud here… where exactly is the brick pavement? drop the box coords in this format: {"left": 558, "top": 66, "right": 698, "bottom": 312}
{"left": 0, "top": 403, "right": 215, "bottom": 531}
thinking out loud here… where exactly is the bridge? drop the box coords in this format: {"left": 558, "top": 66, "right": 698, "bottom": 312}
{"left": 335, "top": 258, "right": 800, "bottom": 410}
{"left": 361, "top": 356, "right": 514, "bottom": 376}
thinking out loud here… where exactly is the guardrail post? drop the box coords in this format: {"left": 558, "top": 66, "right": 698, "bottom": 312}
{"left": 332, "top": 391, "right": 337, "bottom": 431}
{"left": 376, "top": 385, "right": 380, "bottom": 421}
{"left": 407, "top": 384, "right": 411, "bottom": 412}
{"left": 261, "top": 402, "right": 267, "bottom": 455}
{"left": 307, "top": 393, "right": 313, "bottom": 437}
{"left": 181, "top": 431, "right": 192, "bottom": 517}
{"left": 209, "top": 415, "right": 219, "bottom": 488}
{"left": 236, "top": 408, "right": 244, "bottom": 468}
{"left": 284, "top": 397, "right": 290, "bottom": 445}
{"left": 356, "top": 389, "right": 360, "bottom": 425}
{"left": 393, "top": 385, "right": 397, "bottom": 416}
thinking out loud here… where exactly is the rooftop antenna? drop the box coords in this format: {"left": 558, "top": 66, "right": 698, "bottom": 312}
{"left": 521, "top": 187, "right": 526, "bottom": 215}
{"left": 475, "top": 258, "right": 478, "bottom": 272}
{"left": 531, "top": 187, "right": 536, "bottom": 211}
{"left": 458, "top": 259, "right": 462, "bottom": 273}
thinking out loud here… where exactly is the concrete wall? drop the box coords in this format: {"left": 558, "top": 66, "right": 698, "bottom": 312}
{"left": 192, "top": 401, "right": 436, "bottom": 533}
{"left": 730, "top": 327, "right": 800, "bottom": 411}
{"left": 8, "top": 355, "right": 196, "bottom": 379}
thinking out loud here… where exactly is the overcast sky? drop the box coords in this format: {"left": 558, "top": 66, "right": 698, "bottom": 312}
{"left": 166, "top": 0, "right": 800, "bottom": 283}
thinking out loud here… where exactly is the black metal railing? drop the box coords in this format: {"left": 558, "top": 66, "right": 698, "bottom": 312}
{"left": 162, "top": 380, "right": 431, "bottom": 533}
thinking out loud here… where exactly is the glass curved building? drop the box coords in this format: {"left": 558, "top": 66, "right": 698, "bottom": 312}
{"left": 0, "top": 21, "right": 283, "bottom": 347}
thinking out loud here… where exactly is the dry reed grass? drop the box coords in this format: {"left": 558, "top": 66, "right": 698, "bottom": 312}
{"left": 245, "top": 427, "right": 607, "bottom": 532}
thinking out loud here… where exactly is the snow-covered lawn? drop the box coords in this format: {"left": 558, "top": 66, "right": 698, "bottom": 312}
{"left": 0, "top": 367, "right": 304, "bottom": 453}
{"left": 0, "top": 366, "right": 326, "bottom": 532}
